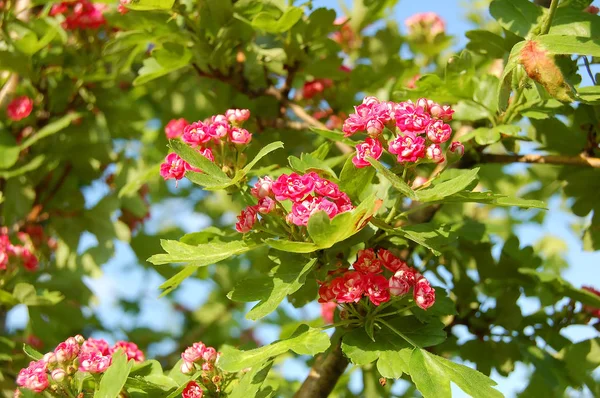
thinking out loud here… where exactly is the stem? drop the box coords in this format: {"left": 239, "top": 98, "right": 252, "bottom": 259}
{"left": 378, "top": 318, "right": 421, "bottom": 348}
{"left": 294, "top": 329, "right": 349, "bottom": 398}
{"left": 541, "top": 0, "right": 559, "bottom": 35}
{"left": 384, "top": 196, "right": 402, "bottom": 224}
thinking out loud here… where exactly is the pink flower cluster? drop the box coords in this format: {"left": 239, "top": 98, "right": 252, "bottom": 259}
{"left": 405, "top": 12, "right": 445, "bottom": 38}
{"left": 1, "top": 231, "right": 39, "bottom": 272}
{"left": 180, "top": 341, "right": 219, "bottom": 374}
{"left": 17, "top": 335, "right": 144, "bottom": 394}
{"left": 183, "top": 381, "right": 204, "bottom": 398}
{"left": 50, "top": 0, "right": 107, "bottom": 30}
{"left": 302, "top": 66, "right": 351, "bottom": 99}
{"left": 331, "top": 17, "right": 358, "bottom": 50}
{"left": 6, "top": 96, "right": 33, "bottom": 121}
{"left": 582, "top": 286, "right": 600, "bottom": 318}
{"left": 318, "top": 248, "right": 436, "bottom": 309}
{"left": 343, "top": 96, "right": 460, "bottom": 167}
{"left": 160, "top": 109, "right": 251, "bottom": 185}
{"left": 235, "top": 173, "right": 354, "bottom": 232}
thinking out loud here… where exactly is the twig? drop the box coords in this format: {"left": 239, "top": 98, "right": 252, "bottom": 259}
{"left": 541, "top": 0, "right": 560, "bottom": 35}
{"left": 479, "top": 153, "right": 600, "bottom": 168}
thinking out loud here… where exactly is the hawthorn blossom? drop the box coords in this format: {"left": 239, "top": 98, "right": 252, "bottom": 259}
{"left": 225, "top": 108, "right": 250, "bottom": 124}
{"left": 111, "top": 341, "right": 145, "bottom": 362}
{"left": 352, "top": 137, "right": 383, "bottom": 168}
{"left": 183, "top": 122, "right": 212, "bottom": 146}
{"left": 413, "top": 276, "right": 435, "bottom": 310}
{"left": 229, "top": 127, "right": 252, "bottom": 145}
{"left": 235, "top": 206, "right": 257, "bottom": 233}
{"left": 388, "top": 134, "right": 426, "bottom": 163}
{"left": 118, "top": 0, "right": 130, "bottom": 14}
{"left": 303, "top": 79, "right": 333, "bottom": 99}
{"left": 343, "top": 98, "right": 393, "bottom": 137}
{"left": 165, "top": 118, "right": 189, "bottom": 139}
{"left": 353, "top": 249, "right": 382, "bottom": 274}
{"left": 364, "top": 274, "right": 390, "bottom": 306}
{"left": 449, "top": 141, "right": 464, "bottom": 157}
{"left": 313, "top": 175, "right": 343, "bottom": 199}
{"left": 332, "top": 271, "right": 365, "bottom": 303}
{"left": 286, "top": 196, "right": 320, "bottom": 226}
{"left": 6, "top": 96, "right": 33, "bottom": 121}
{"left": 182, "top": 381, "right": 204, "bottom": 398}
{"left": 182, "top": 342, "right": 206, "bottom": 363}
{"left": 51, "top": 0, "right": 107, "bottom": 30}
{"left": 405, "top": 12, "right": 445, "bottom": 38}
{"left": 55, "top": 337, "right": 80, "bottom": 363}
{"left": 78, "top": 351, "right": 112, "bottom": 373}
{"left": 160, "top": 153, "right": 188, "bottom": 182}
{"left": 389, "top": 267, "right": 416, "bottom": 296}
{"left": 16, "top": 360, "right": 48, "bottom": 393}
{"left": 426, "top": 143, "right": 445, "bottom": 164}
{"left": 272, "top": 173, "right": 315, "bottom": 202}
{"left": 426, "top": 120, "right": 452, "bottom": 143}
{"left": 251, "top": 176, "right": 274, "bottom": 199}
{"left": 582, "top": 286, "right": 600, "bottom": 318}
{"left": 395, "top": 103, "right": 431, "bottom": 133}
{"left": 257, "top": 197, "right": 275, "bottom": 214}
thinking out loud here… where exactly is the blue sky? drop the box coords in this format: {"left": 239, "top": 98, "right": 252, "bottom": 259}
{"left": 7, "top": 0, "right": 600, "bottom": 397}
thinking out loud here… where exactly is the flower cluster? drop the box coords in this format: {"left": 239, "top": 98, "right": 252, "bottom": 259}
{"left": 50, "top": 0, "right": 107, "bottom": 30}
{"left": 160, "top": 109, "right": 251, "bottom": 185}
{"left": 180, "top": 341, "right": 222, "bottom": 396}
{"left": 302, "top": 66, "right": 350, "bottom": 99}
{"left": 1, "top": 230, "right": 40, "bottom": 272}
{"left": 17, "top": 335, "right": 144, "bottom": 394}
{"left": 6, "top": 96, "right": 33, "bottom": 121}
{"left": 342, "top": 96, "right": 460, "bottom": 167}
{"left": 318, "top": 248, "right": 436, "bottom": 309}
{"left": 582, "top": 286, "right": 600, "bottom": 318}
{"left": 235, "top": 173, "right": 354, "bottom": 233}
{"left": 331, "top": 17, "right": 359, "bottom": 51}
{"left": 405, "top": 12, "right": 445, "bottom": 41}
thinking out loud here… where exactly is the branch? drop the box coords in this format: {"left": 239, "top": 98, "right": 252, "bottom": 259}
{"left": 294, "top": 330, "right": 348, "bottom": 398}
{"left": 479, "top": 153, "right": 600, "bottom": 168}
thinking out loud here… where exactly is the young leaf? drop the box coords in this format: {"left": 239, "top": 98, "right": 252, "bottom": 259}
{"left": 409, "top": 348, "right": 503, "bottom": 398}
{"left": 489, "top": 0, "right": 544, "bottom": 38}
{"left": 243, "top": 141, "right": 284, "bottom": 173}
{"left": 228, "top": 360, "right": 273, "bottom": 398}
{"left": 228, "top": 257, "right": 318, "bottom": 320}
{"left": 415, "top": 168, "right": 479, "bottom": 202}
{"left": 23, "top": 344, "right": 43, "bottom": 361}
{"left": 339, "top": 156, "right": 376, "bottom": 201}
{"left": 148, "top": 239, "right": 261, "bottom": 267}
{"left": 263, "top": 239, "right": 320, "bottom": 253}
{"left": 170, "top": 139, "right": 229, "bottom": 181}
{"left": 19, "top": 113, "right": 81, "bottom": 150}
{"left": 218, "top": 324, "right": 330, "bottom": 372}
{"left": 367, "top": 157, "right": 416, "bottom": 199}
{"left": 127, "top": 0, "right": 175, "bottom": 10}
{"left": 442, "top": 191, "right": 547, "bottom": 209}
{"left": 96, "top": 350, "right": 133, "bottom": 398}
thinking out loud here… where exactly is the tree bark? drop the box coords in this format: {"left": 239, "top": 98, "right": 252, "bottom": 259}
{"left": 294, "top": 331, "right": 349, "bottom": 398}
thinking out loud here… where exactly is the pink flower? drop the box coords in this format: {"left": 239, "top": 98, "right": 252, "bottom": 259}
{"left": 225, "top": 109, "right": 250, "bottom": 124}
{"left": 318, "top": 282, "right": 336, "bottom": 303}
{"left": 426, "top": 144, "right": 445, "bottom": 164}
{"left": 272, "top": 173, "right": 315, "bottom": 202}
{"left": 332, "top": 272, "right": 366, "bottom": 303}
{"left": 389, "top": 268, "right": 417, "bottom": 296}
{"left": 334, "top": 193, "right": 354, "bottom": 213}
{"left": 160, "top": 153, "right": 188, "bottom": 181}
{"left": 303, "top": 79, "right": 333, "bottom": 99}
{"left": 181, "top": 342, "right": 206, "bottom": 363}
{"left": 208, "top": 118, "right": 229, "bottom": 140}
{"left": 165, "top": 118, "right": 189, "bottom": 139}
{"left": 365, "top": 274, "right": 390, "bottom": 306}
{"left": 257, "top": 197, "right": 275, "bottom": 214}
{"left": 313, "top": 176, "right": 343, "bottom": 199}
{"left": 202, "top": 347, "right": 217, "bottom": 362}
{"left": 449, "top": 141, "right": 464, "bottom": 157}
{"left": 405, "top": 12, "right": 445, "bottom": 38}
{"left": 54, "top": 337, "right": 80, "bottom": 363}
{"left": 7, "top": 96, "right": 33, "bottom": 121}
{"left": 430, "top": 104, "right": 454, "bottom": 121}
{"left": 229, "top": 127, "right": 252, "bottom": 144}
{"left": 111, "top": 341, "right": 145, "bottom": 362}
{"left": 80, "top": 338, "right": 110, "bottom": 355}
{"left": 286, "top": 196, "right": 320, "bottom": 226}
{"left": 235, "top": 206, "right": 257, "bottom": 233}
{"left": 426, "top": 120, "right": 452, "bottom": 143}
{"left": 251, "top": 176, "right": 274, "bottom": 199}
{"left": 19, "top": 248, "right": 38, "bottom": 271}
{"left": 582, "top": 286, "right": 600, "bottom": 317}
{"left": 183, "top": 122, "right": 212, "bottom": 146}
{"left": 117, "top": 0, "right": 130, "bottom": 15}
{"left": 378, "top": 249, "right": 408, "bottom": 273}
{"left": 16, "top": 360, "right": 48, "bottom": 393}
{"left": 321, "top": 302, "right": 336, "bottom": 323}
{"left": 58, "top": 0, "right": 106, "bottom": 30}
{"left": 182, "top": 381, "right": 204, "bottom": 398}
{"left": 414, "top": 276, "right": 435, "bottom": 310}
{"left": 352, "top": 138, "right": 383, "bottom": 168}
{"left": 388, "top": 134, "right": 426, "bottom": 163}
{"left": 78, "top": 351, "right": 112, "bottom": 373}
{"left": 317, "top": 197, "right": 340, "bottom": 219}
{"left": 395, "top": 103, "right": 431, "bottom": 133}
{"left": 343, "top": 99, "right": 392, "bottom": 137}
{"left": 353, "top": 249, "right": 382, "bottom": 273}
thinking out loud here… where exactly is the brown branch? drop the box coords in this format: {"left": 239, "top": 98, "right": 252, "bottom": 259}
{"left": 479, "top": 153, "right": 600, "bottom": 168}
{"left": 294, "top": 332, "right": 348, "bottom": 398}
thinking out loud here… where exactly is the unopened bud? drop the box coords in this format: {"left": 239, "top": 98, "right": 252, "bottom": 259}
{"left": 212, "top": 375, "right": 221, "bottom": 384}
{"left": 43, "top": 352, "right": 57, "bottom": 364}
{"left": 51, "top": 368, "right": 66, "bottom": 382}
{"left": 74, "top": 335, "right": 85, "bottom": 344}
{"left": 180, "top": 360, "right": 194, "bottom": 374}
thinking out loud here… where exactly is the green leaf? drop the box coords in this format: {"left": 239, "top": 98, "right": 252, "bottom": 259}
{"left": 170, "top": 139, "right": 229, "bottom": 181}
{"left": 489, "top": 0, "right": 544, "bottom": 38}
{"left": 442, "top": 191, "right": 547, "bottom": 209}
{"left": 309, "top": 127, "right": 356, "bottom": 146}
{"left": 119, "top": 163, "right": 161, "bottom": 198}
{"left": 149, "top": 239, "right": 262, "bottom": 267}
{"left": 243, "top": 141, "right": 284, "bottom": 173}
{"left": 465, "top": 30, "right": 509, "bottom": 58}
{"left": 409, "top": 348, "right": 503, "bottom": 398}
{"left": 399, "top": 223, "right": 459, "bottom": 255}
{"left": 263, "top": 239, "right": 319, "bottom": 253}
{"left": 228, "top": 360, "right": 273, "bottom": 398}
{"left": 229, "top": 256, "right": 317, "bottom": 320}
{"left": 19, "top": 113, "right": 81, "bottom": 150}
{"left": 96, "top": 350, "right": 133, "bottom": 398}
{"left": 23, "top": 344, "right": 43, "bottom": 361}
{"left": 341, "top": 317, "right": 446, "bottom": 375}
{"left": 252, "top": 7, "right": 303, "bottom": 33}
{"left": 288, "top": 153, "right": 337, "bottom": 179}
{"left": 415, "top": 169, "right": 479, "bottom": 202}
{"left": 0, "top": 132, "right": 20, "bottom": 169}
{"left": 550, "top": 7, "right": 600, "bottom": 38}
{"left": 218, "top": 324, "right": 330, "bottom": 372}
{"left": 0, "top": 155, "right": 46, "bottom": 179}
{"left": 127, "top": 0, "right": 175, "bottom": 10}
{"left": 518, "top": 268, "right": 600, "bottom": 308}
{"left": 339, "top": 156, "right": 375, "bottom": 201}
{"left": 497, "top": 41, "right": 526, "bottom": 112}
{"left": 536, "top": 35, "right": 600, "bottom": 57}
{"left": 367, "top": 158, "right": 416, "bottom": 199}
{"left": 13, "top": 283, "right": 64, "bottom": 306}
{"left": 133, "top": 44, "right": 192, "bottom": 85}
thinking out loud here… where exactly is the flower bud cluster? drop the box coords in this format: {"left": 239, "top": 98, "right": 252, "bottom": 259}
{"left": 179, "top": 341, "right": 222, "bottom": 397}
{"left": 17, "top": 335, "right": 144, "bottom": 394}
{"left": 6, "top": 96, "right": 33, "bottom": 121}
{"left": 343, "top": 96, "right": 462, "bottom": 168}
{"left": 235, "top": 172, "right": 354, "bottom": 233}
{"left": 318, "top": 248, "right": 435, "bottom": 310}
{"left": 0, "top": 228, "right": 45, "bottom": 272}
{"left": 50, "top": 0, "right": 107, "bottom": 30}
{"left": 160, "top": 109, "right": 251, "bottom": 185}
{"left": 405, "top": 12, "right": 445, "bottom": 42}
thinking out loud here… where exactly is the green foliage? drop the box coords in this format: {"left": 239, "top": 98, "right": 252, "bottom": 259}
{"left": 97, "top": 350, "right": 133, "bottom": 398}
